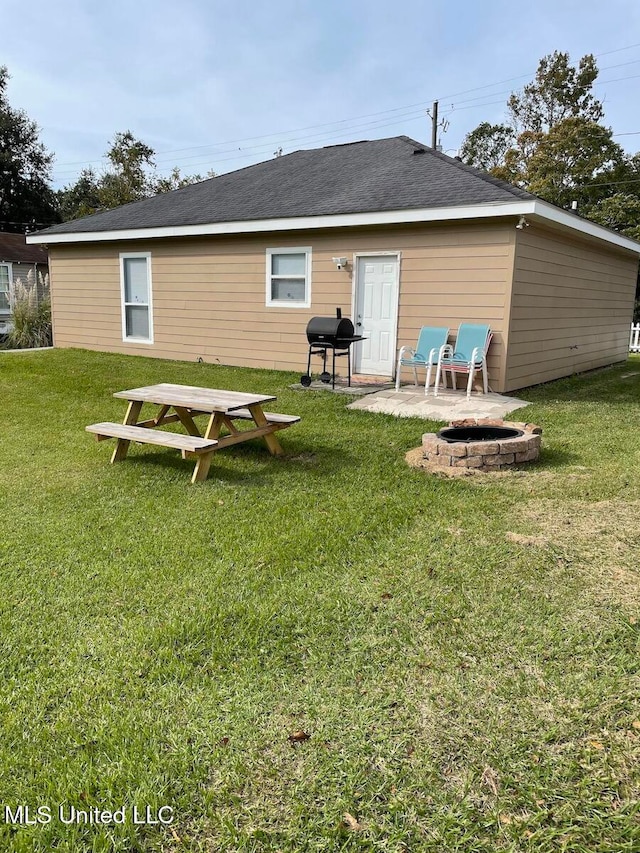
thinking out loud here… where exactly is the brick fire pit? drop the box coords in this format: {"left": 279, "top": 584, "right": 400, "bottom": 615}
{"left": 419, "top": 418, "right": 542, "bottom": 472}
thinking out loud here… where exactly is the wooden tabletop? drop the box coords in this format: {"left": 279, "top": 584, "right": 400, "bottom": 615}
{"left": 113, "top": 383, "right": 277, "bottom": 413}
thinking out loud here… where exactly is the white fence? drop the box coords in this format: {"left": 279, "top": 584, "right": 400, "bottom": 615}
{"left": 631, "top": 323, "right": 640, "bottom": 352}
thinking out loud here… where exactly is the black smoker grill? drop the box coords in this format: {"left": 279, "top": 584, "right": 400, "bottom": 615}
{"left": 301, "top": 308, "right": 366, "bottom": 388}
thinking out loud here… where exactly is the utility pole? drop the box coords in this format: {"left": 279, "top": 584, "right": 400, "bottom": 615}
{"left": 430, "top": 101, "right": 438, "bottom": 149}
{"left": 426, "top": 101, "right": 450, "bottom": 150}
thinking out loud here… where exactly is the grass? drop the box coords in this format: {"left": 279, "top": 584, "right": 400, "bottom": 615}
{"left": 0, "top": 348, "right": 639, "bottom": 852}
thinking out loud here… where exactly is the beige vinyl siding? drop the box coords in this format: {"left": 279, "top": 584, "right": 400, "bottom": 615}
{"left": 505, "top": 226, "right": 638, "bottom": 391}
{"left": 48, "top": 221, "right": 515, "bottom": 387}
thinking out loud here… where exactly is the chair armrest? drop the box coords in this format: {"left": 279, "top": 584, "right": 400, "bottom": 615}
{"left": 398, "top": 346, "right": 416, "bottom": 358}
{"left": 470, "top": 346, "right": 485, "bottom": 364}
{"left": 438, "top": 344, "right": 454, "bottom": 361}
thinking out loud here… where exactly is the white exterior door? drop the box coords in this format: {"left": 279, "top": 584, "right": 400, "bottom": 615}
{"left": 354, "top": 255, "right": 399, "bottom": 376}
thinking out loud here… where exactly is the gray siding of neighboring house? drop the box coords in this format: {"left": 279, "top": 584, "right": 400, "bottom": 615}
{"left": 0, "top": 260, "right": 49, "bottom": 334}
{"left": 10, "top": 261, "right": 50, "bottom": 301}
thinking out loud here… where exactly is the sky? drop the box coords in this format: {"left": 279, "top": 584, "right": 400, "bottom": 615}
{"left": 3, "top": 0, "right": 640, "bottom": 189}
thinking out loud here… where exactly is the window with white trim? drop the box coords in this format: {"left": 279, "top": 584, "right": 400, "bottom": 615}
{"left": 120, "top": 254, "right": 153, "bottom": 343}
{"left": 266, "top": 247, "right": 311, "bottom": 307}
{"left": 0, "top": 263, "right": 12, "bottom": 314}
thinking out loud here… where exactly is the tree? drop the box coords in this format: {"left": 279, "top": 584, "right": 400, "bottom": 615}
{"left": 585, "top": 193, "right": 640, "bottom": 241}
{"left": 494, "top": 118, "right": 625, "bottom": 208}
{"left": 58, "top": 132, "right": 208, "bottom": 220}
{"left": 153, "top": 166, "right": 215, "bottom": 195}
{"left": 98, "top": 131, "right": 155, "bottom": 208}
{"left": 57, "top": 167, "right": 102, "bottom": 221}
{"left": 0, "top": 65, "right": 59, "bottom": 232}
{"left": 459, "top": 122, "right": 514, "bottom": 172}
{"left": 507, "top": 51, "right": 603, "bottom": 133}
{"left": 461, "top": 51, "right": 608, "bottom": 174}
{"left": 460, "top": 51, "right": 640, "bottom": 237}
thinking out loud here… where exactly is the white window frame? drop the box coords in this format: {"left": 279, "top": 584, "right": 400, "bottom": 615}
{"left": 265, "top": 247, "right": 312, "bottom": 308}
{"left": 0, "top": 262, "right": 13, "bottom": 315}
{"left": 120, "top": 252, "right": 154, "bottom": 344}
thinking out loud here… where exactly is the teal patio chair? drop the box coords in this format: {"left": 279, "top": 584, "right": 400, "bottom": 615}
{"left": 433, "top": 323, "right": 492, "bottom": 399}
{"left": 395, "top": 326, "right": 450, "bottom": 394}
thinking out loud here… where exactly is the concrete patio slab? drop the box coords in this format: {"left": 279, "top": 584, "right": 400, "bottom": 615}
{"left": 346, "top": 385, "right": 530, "bottom": 421}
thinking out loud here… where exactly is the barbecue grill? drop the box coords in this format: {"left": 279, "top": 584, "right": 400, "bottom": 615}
{"left": 301, "top": 309, "right": 366, "bottom": 388}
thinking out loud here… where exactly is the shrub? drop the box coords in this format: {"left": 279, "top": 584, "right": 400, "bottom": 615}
{"left": 5, "top": 270, "right": 52, "bottom": 349}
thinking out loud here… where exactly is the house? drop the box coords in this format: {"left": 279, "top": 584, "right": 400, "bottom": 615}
{"left": 0, "top": 232, "right": 49, "bottom": 334}
{"left": 27, "top": 136, "right": 640, "bottom": 392}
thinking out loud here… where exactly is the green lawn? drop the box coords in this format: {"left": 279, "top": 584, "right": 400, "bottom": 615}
{"left": 0, "top": 349, "right": 639, "bottom": 852}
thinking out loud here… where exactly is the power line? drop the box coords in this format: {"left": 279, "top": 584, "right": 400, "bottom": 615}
{"left": 50, "top": 43, "right": 640, "bottom": 179}
{"left": 52, "top": 71, "right": 539, "bottom": 171}
{"left": 593, "top": 41, "right": 640, "bottom": 56}
{"left": 596, "top": 57, "right": 640, "bottom": 72}
{"left": 58, "top": 84, "right": 627, "bottom": 180}
{"left": 579, "top": 177, "right": 640, "bottom": 188}
{"left": 596, "top": 72, "right": 640, "bottom": 86}
{"left": 51, "top": 77, "right": 635, "bottom": 181}
{"left": 53, "top": 111, "right": 431, "bottom": 178}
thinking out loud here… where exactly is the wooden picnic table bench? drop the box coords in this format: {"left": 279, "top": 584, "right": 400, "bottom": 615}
{"left": 86, "top": 383, "right": 300, "bottom": 483}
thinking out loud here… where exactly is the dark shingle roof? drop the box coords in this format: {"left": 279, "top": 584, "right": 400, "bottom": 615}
{"left": 35, "top": 136, "right": 535, "bottom": 237}
{"left": 0, "top": 231, "right": 49, "bottom": 263}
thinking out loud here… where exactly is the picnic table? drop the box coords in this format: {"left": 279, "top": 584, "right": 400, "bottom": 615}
{"left": 86, "top": 383, "right": 300, "bottom": 483}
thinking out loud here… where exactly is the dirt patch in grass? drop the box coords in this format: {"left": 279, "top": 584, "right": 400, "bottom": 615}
{"left": 508, "top": 499, "right": 640, "bottom": 610}
{"left": 505, "top": 531, "right": 549, "bottom": 547}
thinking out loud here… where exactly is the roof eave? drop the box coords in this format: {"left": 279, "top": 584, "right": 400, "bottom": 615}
{"left": 26, "top": 200, "right": 640, "bottom": 255}
{"left": 528, "top": 200, "right": 640, "bottom": 254}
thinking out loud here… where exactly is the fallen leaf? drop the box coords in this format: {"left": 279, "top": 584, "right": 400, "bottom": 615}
{"left": 499, "top": 814, "right": 512, "bottom": 825}
{"left": 381, "top": 592, "right": 393, "bottom": 600}
{"left": 588, "top": 740, "right": 605, "bottom": 750}
{"left": 342, "top": 812, "right": 363, "bottom": 831}
{"left": 218, "top": 736, "right": 229, "bottom": 747}
{"left": 288, "top": 730, "right": 310, "bottom": 743}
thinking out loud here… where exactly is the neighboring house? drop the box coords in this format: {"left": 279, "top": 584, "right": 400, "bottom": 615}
{"left": 27, "top": 136, "right": 640, "bottom": 392}
{"left": 0, "top": 232, "right": 49, "bottom": 334}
